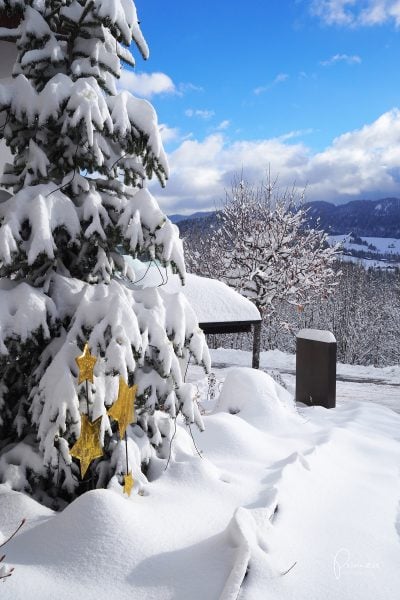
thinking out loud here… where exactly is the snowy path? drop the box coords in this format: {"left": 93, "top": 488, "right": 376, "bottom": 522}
{"left": 232, "top": 401, "right": 400, "bottom": 600}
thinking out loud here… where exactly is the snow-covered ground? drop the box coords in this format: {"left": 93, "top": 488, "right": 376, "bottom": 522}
{"left": 1, "top": 350, "right": 400, "bottom": 600}
{"left": 330, "top": 235, "right": 400, "bottom": 256}
{"left": 196, "top": 348, "right": 400, "bottom": 414}
{"left": 329, "top": 235, "right": 400, "bottom": 268}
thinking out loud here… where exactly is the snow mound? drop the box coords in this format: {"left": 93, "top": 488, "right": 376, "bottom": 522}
{"left": 4, "top": 490, "right": 145, "bottom": 576}
{"left": 0, "top": 485, "right": 53, "bottom": 539}
{"left": 215, "top": 367, "right": 297, "bottom": 428}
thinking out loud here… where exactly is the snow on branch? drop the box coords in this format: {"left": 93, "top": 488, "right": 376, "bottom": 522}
{"left": 0, "top": 281, "right": 56, "bottom": 354}
{"left": 0, "top": 184, "right": 80, "bottom": 267}
{"left": 118, "top": 188, "right": 185, "bottom": 279}
{"left": 92, "top": 0, "right": 149, "bottom": 53}
{"left": 108, "top": 92, "right": 169, "bottom": 183}
{"left": 0, "top": 74, "right": 167, "bottom": 184}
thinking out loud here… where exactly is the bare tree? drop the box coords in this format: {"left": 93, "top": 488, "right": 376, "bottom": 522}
{"left": 186, "top": 177, "right": 341, "bottom": 364}
{"left": 188, "top": 178, "right": 341, "bottom": 313}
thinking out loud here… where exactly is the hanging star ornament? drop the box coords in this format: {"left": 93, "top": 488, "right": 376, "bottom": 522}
{"left": 70, "top": 415, "right": 104, "bottom": 478}
{"left": 107, "top": 378, "right": 138, "bottom": 439}
{"left": 75, "top": 343, "right": 97, "bottom": 385}
{"left": 123, "top": 472, "right": 134, "bottom": 496}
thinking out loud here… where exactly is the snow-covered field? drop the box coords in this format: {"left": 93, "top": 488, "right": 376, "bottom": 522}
{"left": 1, "top": 350, "right": 400, "bottom": 600}
{"left": 330, "top": 235, "right": 400, "bottom": 255}
{"left": 329, "top": 235, "right": 400, "bottom": 268}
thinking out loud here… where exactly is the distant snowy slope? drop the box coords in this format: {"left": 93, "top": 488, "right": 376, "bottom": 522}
{"left": 330, "top": 235, "right": 400, "bottom": 255}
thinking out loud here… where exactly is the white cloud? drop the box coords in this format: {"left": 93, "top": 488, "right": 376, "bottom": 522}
{"left": 216, "top": 120, "right": 231, "bottom": 131}
{"left": 119, "top": 70, "right": 203, "bottom": 99}
{"left": 320, "top": 53, "right": 362, "bottom": 66}
{"left": 311, "top": 0, "right": 400, "bottom": 27}
{"left": 310, "top": 0, "right": 356, "bottom": 25}
{"left": 253, "top": 73, "right": 289, "bottom": 95}
{"left": 151, "top": 109, "right": 400, "bottom": 213}
{"left": 278, "top": 128, "right": 314, "bottom": 141}
{"left": 119, "top": 71, "right": 176, "bottom": 98}
{"left": 159, "top": 124, "right": 180, "bottom": 144}
{"left": 185, "top": 108, "right": 215, "bottom": 120}
{"left": 178, "top": 82, "right": 204, "bottom": 94}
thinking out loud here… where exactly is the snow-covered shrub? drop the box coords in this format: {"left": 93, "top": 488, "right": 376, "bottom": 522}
{"left": 0, "top": 0, "right": 209, "bottom": 506}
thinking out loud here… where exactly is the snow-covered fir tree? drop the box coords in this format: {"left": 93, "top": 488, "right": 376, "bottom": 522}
{"left": 0, "top": 0, "right": 209, "bottom": 506}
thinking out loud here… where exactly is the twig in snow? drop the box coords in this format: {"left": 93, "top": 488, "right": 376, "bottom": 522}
{"left": 184, "top": 352, "right": 192, "bottom": 382}
{"left": 164, "top": 416, "right": 177, "bottom": 471}
{"left": 0, "top": 519, "right": 25, "bottom": 549}
{"left": 280, "top": 561, "right": 297, "bottom": 576}
{"left": 187, "top": 422, "right": 203, "bottom": 460}
{"left": 269, "top": 504, "right": 279, "bottom": 523}
{"left": 0, "top": 519, "right": 26, "bottom": 582}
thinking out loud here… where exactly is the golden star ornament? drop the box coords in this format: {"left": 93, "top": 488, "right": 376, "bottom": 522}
{"left": 70, "top": 414, "right": 104, "bottom": 478}
{"left": 123, "top": 472, "right": 134, "bottom": 496}
{"left": 107, "top": 378, "right": 138, "bottom": 439}
{"left": 75, "top": 343, "right": 97, "bottom": 385}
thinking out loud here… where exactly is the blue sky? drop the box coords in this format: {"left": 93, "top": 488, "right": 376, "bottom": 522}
{"left": 121, "top": 1, "right": 400, "bottom": 213}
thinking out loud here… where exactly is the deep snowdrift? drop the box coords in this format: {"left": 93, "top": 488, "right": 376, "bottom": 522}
{"left": 1, "top": 366, "right": 399, "bottom": 600}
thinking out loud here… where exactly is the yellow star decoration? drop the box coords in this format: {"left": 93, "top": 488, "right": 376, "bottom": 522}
{"left": 107, "top": 378, "right": 137, "bottom": 439}
{"left": 70, "top": 414, "right": 104, "bottom": 478}
{"left": 123, "top": 472, "right": 134, "bottom": 497}
{"left": 75, "top": 343, "right": 97, "bottom": 385}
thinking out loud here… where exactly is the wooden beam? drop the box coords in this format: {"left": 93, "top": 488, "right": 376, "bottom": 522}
{"left": 252, "top": 321, "right": 262, "bottom": 369}
{"left": 199, "top": 320, "right": 261, "bottom": 335}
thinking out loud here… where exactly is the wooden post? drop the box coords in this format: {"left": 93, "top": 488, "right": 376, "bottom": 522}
{"left": 295, "top": 329, "right": 336, "bottom": 409}
{"left": 252, "top": 321, "right": 262, "bottom": 369}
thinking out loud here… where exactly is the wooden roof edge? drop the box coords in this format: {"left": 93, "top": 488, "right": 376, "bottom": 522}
{"left": 199, "top": 318, "right": 261, "bottom": 327}
{"left": 198, "top": 319, "right": 262, "bottom": 335}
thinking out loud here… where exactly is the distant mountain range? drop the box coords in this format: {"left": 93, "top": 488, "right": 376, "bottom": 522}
{"left": 169, "top": 211, "right": 214, "bottom": 224}
{"left": 170, "top": 197, "right": 400, "bottom": 238}
{"left": 303, "top": 198, "right": 400, "bottom": 238}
